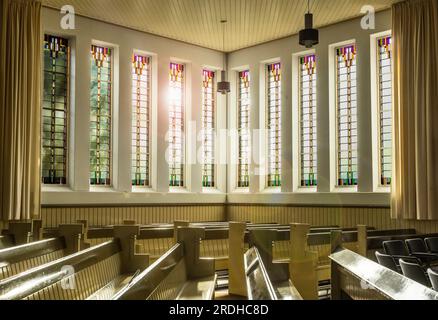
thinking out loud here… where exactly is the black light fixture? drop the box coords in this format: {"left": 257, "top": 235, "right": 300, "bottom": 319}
{"left": 299, "top": 0, "right": 319, "bottom": 48}
{"left": 218, "top": 19, "right": 230, "bottom": 95}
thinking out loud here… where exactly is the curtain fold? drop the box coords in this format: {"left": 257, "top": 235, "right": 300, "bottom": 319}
{"left": 391, "top": 0, "right": 438, "bottom": 220}
{"left": 0, "top": 0, "right": 41, "bottom": 221}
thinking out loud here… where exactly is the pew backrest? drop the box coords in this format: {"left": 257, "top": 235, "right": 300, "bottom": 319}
{"left": 0, "top": 240, "right": 122, "bottom": 300}
{"left": 0, "top": 238, "right": 65, "bottom": 281}
{"left": 244, "top": 247, "right": 277, "bottom": 300}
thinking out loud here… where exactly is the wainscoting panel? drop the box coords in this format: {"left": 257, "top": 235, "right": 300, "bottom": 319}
{"left": 38, "top": 204, "right": 438, "bottom": 235}
{"left": 41, "top": 205, "right": 226, "bottom": 228}
{"left": 227, "top": 206, "right": 438, "bottom": 234}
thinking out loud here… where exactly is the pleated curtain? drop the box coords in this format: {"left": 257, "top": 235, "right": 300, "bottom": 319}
{"left": 391, "top": 0, "right": 438, "bottom": 220}
{"left": 0, "top": 0, "right": 41, "bottom": 222}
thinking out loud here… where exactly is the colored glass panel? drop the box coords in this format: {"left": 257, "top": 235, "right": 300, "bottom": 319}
{"left": 336, "top": 44, "right": 358, "bottom": 186}
{"left": 90, "top": 45, "right": 112, "bottom": 186}
{"left": 267, "top": 63, "right": 282, "bottom": 187}
{"left": 238, "top": 70, "right": 251, "bottom": 188}
{"left": 132, "top": 54, "right": 151, "bottom": 187}
{"left": 169, "top": 63, "right": 185, "bottom": 187}
{"left": 299, "top": 55, "right": 317, "bottom": 187}
{"left": 42, "top": 35, "right": 69, "bottom": 185}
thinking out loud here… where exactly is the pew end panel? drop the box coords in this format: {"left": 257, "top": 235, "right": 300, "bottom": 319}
{"left": 113, "top": 225, "right": 150, "bottom": 274}
{"left": 228, "top": 221, "right": 247, "bottom": 297}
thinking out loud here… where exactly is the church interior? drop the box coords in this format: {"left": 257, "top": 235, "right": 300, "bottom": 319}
{"left": 0, "top": 0, "right": 438, "bottom": 301}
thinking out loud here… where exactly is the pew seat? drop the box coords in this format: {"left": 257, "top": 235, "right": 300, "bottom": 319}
{"left": 244, "top": 247, "right": 302, "bottom": 300}
{"left": 87, "top": 275, "right": 134, "bottom": 300}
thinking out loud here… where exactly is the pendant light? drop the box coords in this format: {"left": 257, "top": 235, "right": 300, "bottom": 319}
{"left": 299, "top": 0, "right": 319, "bottom": 48}
{"left": 217, "top": 19, "right": 230, "bottom": 95}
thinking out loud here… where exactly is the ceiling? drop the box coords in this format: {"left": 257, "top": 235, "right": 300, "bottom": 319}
{"left": 42, "top": 0, "right": 401, "bottom": 52}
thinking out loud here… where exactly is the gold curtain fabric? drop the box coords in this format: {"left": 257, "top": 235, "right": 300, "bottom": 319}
{"left": 391, "top": 0, "right": 438, "bottom": 220}
{"left": 0, "top": 0, "right": 41, "bottom": 221}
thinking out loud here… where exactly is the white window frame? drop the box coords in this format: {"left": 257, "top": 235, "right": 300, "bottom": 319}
{"left": 370, "top": 30, "right": 392, "bottom": 193}
{"left": 168, "top": 60, "right": 190, "bottom": 192}
{"left": 261, "top": 60, "right": 282, "bottom": 192}
{"left": 89, "top": 40, "right": 119, "bottom": 191}
{"left": 329, "top": 39, "right": 358, "bottom": 193}
{"left": 292, "top": 50, "right": 317, "bottom": 193}
{"left": 201, "top": 69, "right": 217, "bottom": 190}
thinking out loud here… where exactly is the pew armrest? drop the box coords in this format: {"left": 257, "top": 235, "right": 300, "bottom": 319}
{"left": 410, "top": 252, "right": 438, "bottom": 260}
{"left": 392, "top": 255, "right": 422, "bottom": 265}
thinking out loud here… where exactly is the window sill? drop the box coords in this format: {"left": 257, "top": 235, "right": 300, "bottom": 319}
{"left": 374, "top": 186, "right": 391, "bottom": 193}
{"left": 232, "top": 187, "right": 250, "bottom": 194}
{"left": 261, "top": 187, "right": 282, "bottom": 194}
{"left": 90, "top": 186, "right": 117, "bottom": 193}
{"left": 331, "top": 186, "right": 358, "bottom": 193}
{"left": 41, "top": 185, "right": 73, "bottom": 192}
{"left": 132, "top": 186, "right": 156, "bottom": 193}
{"left": 295, "top": 186, "right": 317, "bottom": 193}
{"left": 169, "top": 187, "right": 189, "bottom": 194}
{"left": 202, "top": 188, "right": 222, "bottom": 194}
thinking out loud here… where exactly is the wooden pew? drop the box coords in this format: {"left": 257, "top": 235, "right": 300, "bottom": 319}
{"left": 0, "top": 235, "right": 14, "bottom": 250}
{"left": 1, "top": 220, "right": 43, "bottom": 247}
{"left": 81, "top": 222, "right": 368, "bottom": 273}
{"left": 244, "top": 246, "right": 302, "bottom": 300}
{"left": 0, "top": 225, "right": 149, "bottom": 300}
{"left": 0, "top": 224, "right": 89, "bottom": 281}
{"left": 245, "top": 224, "right": 368, "bottom": 300}
{"left": 113, "top": 226, "right": 217, "bottom": 300}
{"left": 329, "top": 230, "right": 438, "bottom": 300}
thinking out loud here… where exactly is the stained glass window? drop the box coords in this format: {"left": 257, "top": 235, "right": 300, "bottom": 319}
{"left": 42, "top": 35, "right": 69, "bottom": 185}
{"left": 377, "top": 36, "right": 392, "bottom": 186}
{"left": 238, "top": 70, "right": 251, "bottom": 188}
{"left": 201, "top": 70, "right": 215, "bottom": 188}
{"left": 299, "top": 55, "right": 317, "bottom": 187}
{"left": 90, "top": 45, "right": 112, "bottom": 186}
{"left": 336, "top": 44, "right": 358, "bottom": 186}
{"left": 267, "top": 63, "right": 281, "bottom": 187}
{"left": 169, "top": 63, "right": 185, "bottom": 187}
{"left": 132, "top": 55, "right": 151, "bottom": 187}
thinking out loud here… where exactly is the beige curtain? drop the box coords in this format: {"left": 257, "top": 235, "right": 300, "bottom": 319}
{"left": 0, "top": 0, "right": 41, "bottom": 222}
{"left": 392, "top": 0, "right": 438, "bottom": 220}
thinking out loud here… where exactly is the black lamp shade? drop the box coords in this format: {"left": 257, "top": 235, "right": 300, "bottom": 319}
{"left": 299, "top": 13, "right": 319, "bottom": 48}
{"left": 218, "top": 70, "right": 230, "bottom": 94}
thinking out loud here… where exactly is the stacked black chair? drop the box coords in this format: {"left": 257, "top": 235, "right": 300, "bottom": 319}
{"left": 425, "top": 238, "right": 438, "bottom": 254}
{"left": 427, "top": 269, "right": 438, "bottom": 291}
{"left": 375, "top": 251, "right": 401, "bottom": 273}
{"left": 399, "top": 259, "right": 431, "bottom": 288}
{"left": 382, "top": 240, "right": 422, "bottom": 266}
{"left": 406, "top": 238, "right": 438, "bottom": 264}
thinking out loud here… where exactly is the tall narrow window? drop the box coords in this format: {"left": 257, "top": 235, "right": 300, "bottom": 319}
{"left": 267, "top": 63, "right": 281, "bottom": 187}
{"left": 201, "top": 70, "right": 215, "bottom": 188}
{"left": 299, "top": 55, "right": 317, "bottom": 187}
{"left": 377, "top": 36, "right": 392, "bottom": 186}
{"left": 42, "top": 35, "right": 69, "bottom": 185}
{"left": 238, "top": 70, "right": 250, "bottom": 188}
{"left": 336, "top": 45, "right": 357, "bottom": 186}
{"left": 90, "top": 45, "right": 112, "bottom": 186}
{"left": 169, "top": 63, "right": 185, "bottom": 187}
{"left": 132, "top": 54, "right": 151, "bottom": 187}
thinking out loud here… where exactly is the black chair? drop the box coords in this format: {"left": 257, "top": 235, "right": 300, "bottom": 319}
{"left": 399, "top": 259, "right": 431, "bottom": 288}
{"left": 375, "top": 251, "right": 400, "bottom": 273}
{"left": 428, "top": 269, "right": 438, "bottom": 291}
{"left": 382, "top": 240, "right": 422, "bottom": 265}
{"left": 425, "top": 238, "right": 438, "bottom": 254}
{"left": 406, "top": 238, "right": 438, "bottom": 264}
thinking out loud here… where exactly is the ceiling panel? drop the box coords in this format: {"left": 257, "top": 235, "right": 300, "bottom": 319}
{"left": 42, "top": 0, "right": 401, "bottom": 52}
